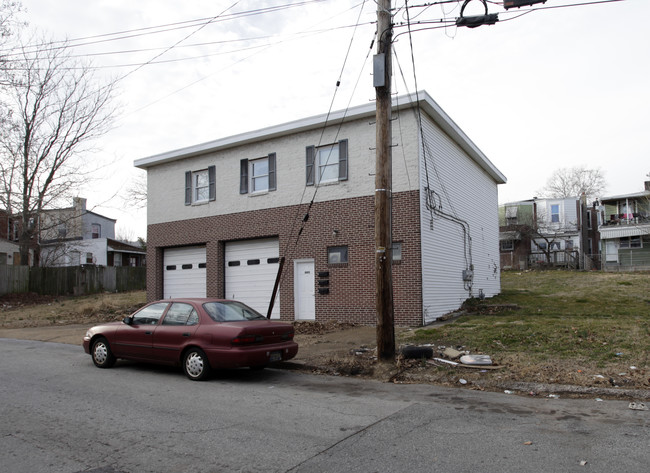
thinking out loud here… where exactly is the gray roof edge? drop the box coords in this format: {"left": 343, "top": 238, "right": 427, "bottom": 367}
{"left": 600, "top": 190, "right": 650, "bottom": 201}
{"left": 414, "top": 90, "right": 506, "bottom": 184}
{"left": 134, "top": 90, "right": 507, "bottom": 185}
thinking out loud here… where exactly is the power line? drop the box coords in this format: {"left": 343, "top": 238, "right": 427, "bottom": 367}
{"left": 7, "top": 0, "right": 331, "bottom": 56}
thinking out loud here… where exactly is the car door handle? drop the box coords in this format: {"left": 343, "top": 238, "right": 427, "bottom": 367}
{"left": 182, "top": 333, "right": 191, "bottom": 337}
{"left": 145, "top": 331, "right": 153, "bottom": 335}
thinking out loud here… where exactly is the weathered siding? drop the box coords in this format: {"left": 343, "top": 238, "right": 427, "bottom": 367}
{"left": 419, "top": 113, "right": 501, "bottom": 323}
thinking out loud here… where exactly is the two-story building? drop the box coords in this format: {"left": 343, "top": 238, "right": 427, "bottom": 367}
{"left": 598, "top": 181, "right": 650, "bottom": 270}
{"left": 135, "top": 91, "right": 506, "bottom": 326}
{"left": 39, "top": 197, "right": 146, "bottom": 267}
{"left": 499, "top": 196, "right": 600, "bottom": 270}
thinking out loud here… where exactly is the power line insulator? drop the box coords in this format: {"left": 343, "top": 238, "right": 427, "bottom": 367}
{"left": 504, "top": 0, "right": 547, "bottom": 9}
{"left": 456, "top": 13, "right": 498, "bottom": 28}
{"left": 456, "top": 0, "right": 499, "bottom": 29}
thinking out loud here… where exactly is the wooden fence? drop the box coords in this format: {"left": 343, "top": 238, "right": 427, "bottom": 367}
{"left": 0, "top": 265, "right": 146, "bottom": 296}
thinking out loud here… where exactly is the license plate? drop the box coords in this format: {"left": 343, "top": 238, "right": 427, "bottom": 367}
{"left": 269, "top": 351, "right": 282, "bottom": 362}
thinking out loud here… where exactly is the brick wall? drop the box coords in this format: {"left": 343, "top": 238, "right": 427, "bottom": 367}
{"left": 147, "top": 190, "right": 423, "bottom": 326}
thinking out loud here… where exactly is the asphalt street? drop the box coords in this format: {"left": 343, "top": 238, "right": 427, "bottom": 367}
{"left": 0, "top": 338, "right": 648, "bottom": 473}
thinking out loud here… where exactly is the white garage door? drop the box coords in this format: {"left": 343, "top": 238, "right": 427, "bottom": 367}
{"left": 164, "top": 246, "right": 207, "bottom": 299}
{"left": 225, "top": 238, "right": 280, "bottom": 319}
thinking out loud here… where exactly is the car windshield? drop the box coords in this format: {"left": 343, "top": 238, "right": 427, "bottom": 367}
{"left": 203, "top": 301, "right": 266, "bottom": 322}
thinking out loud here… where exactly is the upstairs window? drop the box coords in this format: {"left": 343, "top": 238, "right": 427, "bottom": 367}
{"left": 185, "top": 165, "right": 216, "bottom": 205}
{"left": 306, "top": 139, "right": 348, "bottom": 186}
{"left": 240, "top": 153, "right": 276, "bottom": 194}
{"left": 505, "top": 206, "right": 518, "bottom": 225}
{"left": 194, "top": 170, "right": 209, "bottom": 202}
{"left": 550, "top": 204, "right": 560, "bottom": 223}
{"left": 91, "top": 223, "right": 101, "bottom": 239}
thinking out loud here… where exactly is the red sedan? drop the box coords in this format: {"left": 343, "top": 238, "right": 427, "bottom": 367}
{"left": 83, "top": 298, "right": 298, "bottom": 381}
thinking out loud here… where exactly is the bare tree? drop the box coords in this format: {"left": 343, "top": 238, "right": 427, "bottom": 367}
{"left": 0, "top": 34, "right": 117, "bottom": 265}
{"left": 125, "top": 172, "right": 147, "bottom": 209}
{"left": 538, "top": 166, "right": 606, "bottom": 203}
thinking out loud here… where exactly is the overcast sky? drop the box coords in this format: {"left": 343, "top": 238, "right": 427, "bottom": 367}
{"left": 18, "top": 0, "right": 650, "bottom": 239}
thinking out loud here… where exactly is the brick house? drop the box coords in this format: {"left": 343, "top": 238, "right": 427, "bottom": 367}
{"left": 135, "top": 91, "right": 506, "bottom": 326}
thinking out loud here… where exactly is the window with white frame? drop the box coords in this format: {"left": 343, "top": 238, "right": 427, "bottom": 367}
{"left": 91, "top": 223, "right": 101, "bottom": 239}
{"left": 306, "top": 139, "right": 348, "bottom": 186}
{"left": 251, "top": 158, "right": 269, "bottom": 192}
{"left": 185, "top": 166, "right": 216, "bottom": 205}
{"left": 317, "top": 145, "right": 339, "bottom": 183}
{"left": 239, "top": 154, "right": 276, "bottom": 194}
{"left": 194, "top": 170, "right": 209, "bottom": 202}
{"left": 550, "top": 204, "right": 560, "bottom": 223}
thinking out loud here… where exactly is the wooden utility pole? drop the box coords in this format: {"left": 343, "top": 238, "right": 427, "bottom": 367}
{"left": 374, "top": 0, "right": 395, "bottom": 361}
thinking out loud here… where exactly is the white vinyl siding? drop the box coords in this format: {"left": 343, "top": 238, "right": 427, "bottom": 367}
{"left": 164, "top": 246, "right": 207, "bottom": 298}
{"left": 225, "top": 238, "right": 280, "bottom": 319}
{"left": 419, "top": 113, "right": 500, "bottom": 324}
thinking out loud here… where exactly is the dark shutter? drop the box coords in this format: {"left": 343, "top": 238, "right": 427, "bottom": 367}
{"left": 184, "top": 171, "right": 192, "bottom": 205}
{"left": 268, "top": 153, "right": 277, "bottom": 191}
{"left": 306, "top": 145, "right": 315, "bottom": 186}
{"left": 208, "top": 165, "right": 216, "bottom": 201}
{"left": 240, "top": 159, "right": 248, "bottom": 194}
{"left": 338, "top": 139, "right": 348, "bottom": 181}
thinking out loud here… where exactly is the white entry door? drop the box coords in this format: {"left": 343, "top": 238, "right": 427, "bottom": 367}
{"left": 294, "top": 259, "right": 315, "bottom": 320}
{"left": 605, "top": 241, "right": 618, "bottom": 263}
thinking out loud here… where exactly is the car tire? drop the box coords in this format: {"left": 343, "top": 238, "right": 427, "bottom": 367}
{"left": 400, "top": 345, "right": 434, "bottom": 360}
{"left": 183, "top": 348, "right": 211, "bottom": 381}
{"left": 92, "top": 337, "right": 116, "bottom": 368}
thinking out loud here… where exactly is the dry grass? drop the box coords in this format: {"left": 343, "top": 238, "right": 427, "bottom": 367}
{"left": 0, "top": 291, "right": 146, "bottom": 328}
{"left": 399, "top": 270, "right": 649, "bottom": 391}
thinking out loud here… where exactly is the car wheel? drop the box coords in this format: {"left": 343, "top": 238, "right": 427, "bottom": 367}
{"left": 183, "top": 348, "right": 211, "bottom": 381}
{"left": 92, "top": 337, "right": 116, "bottom": 368}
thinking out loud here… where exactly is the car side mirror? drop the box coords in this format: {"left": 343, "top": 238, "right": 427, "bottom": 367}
{"left": 123, "top": 316, "right": 133, "bottom": 325}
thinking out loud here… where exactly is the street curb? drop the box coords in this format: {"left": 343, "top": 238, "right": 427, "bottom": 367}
{"left": 274, "top": 361, "right": 650, "bottom": 400}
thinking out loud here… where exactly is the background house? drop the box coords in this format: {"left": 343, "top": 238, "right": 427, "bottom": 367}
{"left": 598, "top": 181, "right": 650, "bottom": 271}
{"left": 0, "top": 211, "right": 33, "bottom": 265}
{"left": 38, "top": 198, "right": 146, "bottom": 267}
{"left": 499, "top": 196, "right": 599, "bottom": 270}
{"left": 135, "top": 91, "right": 506, "bottom": 326}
